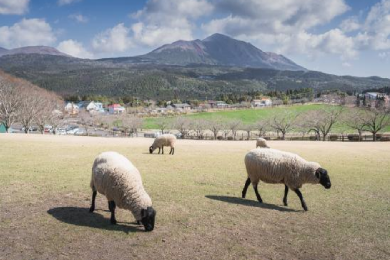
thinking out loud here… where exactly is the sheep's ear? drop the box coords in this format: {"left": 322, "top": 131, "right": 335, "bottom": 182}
{"left": 315, "top": 169, "right": 321, "bottom": 179}
{"left": 141, "top": 209, "right": 146, "bottom": 217}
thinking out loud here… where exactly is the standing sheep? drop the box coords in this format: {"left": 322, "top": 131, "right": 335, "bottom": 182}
{"left": 242, "top": 148, "right": 331, "bottom": 211}
{"left": 89, "top": 152, "right": 156, "bottom": 231}
{"left": 256, "top": 137, "right": 270, "bottom": 148}
{"left": 149, "top": 134, "right": 176, "bottom": 155}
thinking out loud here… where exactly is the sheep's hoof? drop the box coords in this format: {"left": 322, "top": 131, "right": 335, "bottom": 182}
{"left": 89, "top": 207, "right": 95, "bottom": 213}
{"left": 110, "top": 219, "right": 117, "bottom": 225}
{"left": 303, "top": 206, "right": 308, "bottom": 211}
{"left": 283, "top": 202, "right": 288, "bottom": 206}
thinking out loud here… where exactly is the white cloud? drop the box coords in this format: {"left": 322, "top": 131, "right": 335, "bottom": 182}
{"left": 0, "top": 18, "right": 56, "bottom": 48}
{"left": 340, "top": 17, "right": 360, "bottom": 32}
{"left": 131, "top": 22, "right": 193, "bottom": 47}
{"left": 0, "top": 0, "right": 29, "bottom": 15}
{"left": 92, "top": 23, "right": 132, "bottom": 53}
{"left": 58, "top": 0, "right": 81, "bottom": 6}
{"left": 130, "top": 0, "right": 213, "bottom": 47}
{"left": 342, "top": 62, "right": 351, "bottom": 67}
{"left": 69, "top": 13, "right": 88, "bottom": 23}
{"left": 57, "top": 39, "right": 93, "bottom": 58}
{"left": 199, "top": 0, "right": 357, "bottom": 61}
{"left": 379, "top": 51, "right": 390, "bottom": 60}
{"left": 204, "top": 0, "right": 349, "bottom": 35}
{"left": 359, "top": 0, "right": 390, "bottom": 50}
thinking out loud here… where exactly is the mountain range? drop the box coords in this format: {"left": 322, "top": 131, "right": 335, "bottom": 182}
{"left": 0, "top": 46, "right": 69, "bottom": 57}
{"left": 101, "top": 33, "right": 306, "bottom": 71}
{"left": 0, "top": 34, "right": 388, "bottom": 100}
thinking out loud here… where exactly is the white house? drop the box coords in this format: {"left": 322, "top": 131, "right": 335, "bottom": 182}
{"left": 251, "top": 98, "right": 272, "bottom": 107}
{"left": 173, "top": 103, "right": 191, "bottom": 111}
{"left": 86, "top": 101, "right": 105, "bottom": 113}
{"left": 108, "top": 104, "right": 125, "bottom": 114}
{"left": 64, "top": 102, "right": 79, "bottom": 115}
{"left": 216, "top": 101, "right": 229, "bottom": 109}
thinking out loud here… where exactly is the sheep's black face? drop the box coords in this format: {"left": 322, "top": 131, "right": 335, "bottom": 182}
{"left": 141, "top": 207, "right": 156, "bottom": 232}
{"left": 149, "top": 146, "right": 154, "bottom": 154}
{"left": 316, "top": 168, "right": 331, "bottom": 189}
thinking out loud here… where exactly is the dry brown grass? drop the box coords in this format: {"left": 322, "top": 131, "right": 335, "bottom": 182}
{"left": 0, "top": 134, "right": 389, "bottom": 260}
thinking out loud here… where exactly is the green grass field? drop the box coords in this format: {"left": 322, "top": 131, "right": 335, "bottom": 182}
{"left": 0, "top": 134, "right": 389, "bottom": 259}
{"left": 143, "top": 104, "right": 327, "bottom": 129}
{"left": 143, "top": 104, "right": 390, "bottom": 134}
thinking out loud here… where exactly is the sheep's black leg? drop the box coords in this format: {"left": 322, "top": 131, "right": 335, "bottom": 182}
{"left": 89, "top": 191, "right": 97, "bottom": 213}
{"left": 283, "top": 185, "right": 289, "bottom": 206}
{"left": 253, "top": 183, "right": 263, "bottom": 203}
{"left": 158, "top": 147, "right": 161, "bottom": 154}
{"left": 108, "top": 201, "right": 117, "bottom": 224}
{"left": 242, "top": 178, "right": 251, "bottom": 198}
{"left": 170, "top": 147, "right": 174, "bottom": 155}
{"left": 162, "top": 146, "right": 164, "bottom": 154}
{"left": 294, "top": 189, "right": 308, "bottom": 211}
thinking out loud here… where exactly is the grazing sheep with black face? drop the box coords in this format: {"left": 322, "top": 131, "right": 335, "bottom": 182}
{"left": 149, "top": 134, "right": 176, "bottom": 155}
{"left": 242, "top": 148, "right": 331, "bottom": 211}
{"left": 256, "top": 137, "right": 270, "bottom": 148}
{"left": 89, "top": 152, "right": 156, "bottom": 231}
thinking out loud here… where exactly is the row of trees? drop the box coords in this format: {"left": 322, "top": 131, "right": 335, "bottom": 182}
{"left": 153, "top": 106, "right": 390, "bottom": 141}
{"left": 0, "top": 71, "right": 62, "bottom": 133}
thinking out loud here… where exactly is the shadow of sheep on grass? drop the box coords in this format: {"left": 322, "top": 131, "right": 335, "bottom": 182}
{"left": 47, "top": 207, "right": 142, "bottom": 233}
{"left": 206, "top": 195, "right": 299, "bottom": 212}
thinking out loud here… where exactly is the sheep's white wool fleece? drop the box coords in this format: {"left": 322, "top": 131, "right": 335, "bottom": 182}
{"left": 256, "top": 138, "right": 269, "bottom": 148}
{"left": 91, "top": 152, "right": 152, "bottom": 220}
{"left": 245, "top": 148, "right": 320, "bottom": 189}
{"left": 152, "top": 134, "right": 176, "bottom": 149}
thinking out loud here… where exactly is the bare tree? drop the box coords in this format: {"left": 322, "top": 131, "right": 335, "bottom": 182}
{"left": 78, "top": 110, "right": 94, "bottom": 135}
{"left": 172, "top": 116, "right": 191, "bottom": 139}
{"left": 49, "top": 109, "right": 64, "bottom": 134}
{"left": 36, "top": 98, "right": 62, "bottom": 134}
{"left": 155, "top": 117, "right": 170, "bottom": 134}
{"left": 297, "top": 111, "right": 321, "bottom": 140}
{"left": 270, "top": 111, "right": 298, "bottom": 140}
{"left": 317, "top": 107, "right": 344, "bottom": 141}
{"left": 221, "top": 122, "right": 231, "bottom": 139}
{"left": 228, "top": 120, "right": 242, "bottom": 140}
{"left": 18, "top": 87, "right": 50, "bottom": 134}
{"left": 0, "top": 75, "right": 22, "bottom": 132}
{"left": 207, "top": 117, "right": 224, "bottom": 140}
{"left": 191, "top": 119, "right": 208, "bottom": 139}
{"left": 362, "top": 107, "right": 390, "bottom": 141}
{"left": 342, "top": 108, "right": 367, "bottom": 141}
{"left": 242, "top": 123, "right": 256, "bottom": 140}
{"left": 122, "top": 115, "right": 143, "bottom": 137}
{"left": 255, "top": 119, "right": 268, "bottom": 138}
{"left": 300, "top": 107, "right": 343, "bottom": 141}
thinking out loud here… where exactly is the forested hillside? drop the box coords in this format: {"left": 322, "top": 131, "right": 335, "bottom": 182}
{"left": 1, "top": 53, "right": 389, "bottom": 100}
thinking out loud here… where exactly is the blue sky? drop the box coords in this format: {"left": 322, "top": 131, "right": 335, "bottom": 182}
{"left": 1, "top": 0, "right": 390, "bottom": 78}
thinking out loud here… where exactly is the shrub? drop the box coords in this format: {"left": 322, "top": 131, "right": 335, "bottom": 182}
{"left": 329, "top": 135, "right": 339, "bottom": 141}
